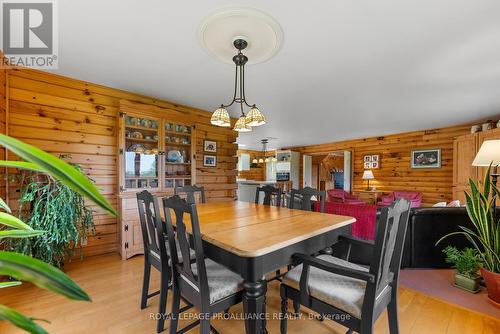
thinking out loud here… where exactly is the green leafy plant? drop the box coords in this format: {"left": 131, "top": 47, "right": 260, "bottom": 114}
{"left": 0, "top": 133, "right": 117, "bottom": 333}
{"left": 437, "top": 165, "right": 500, "bottom": 273}
{"left": 7, "top": 165, "right": 95, "bottom": 268}
{"left": 442, "top": 246, "right": 482, "bottom": 279}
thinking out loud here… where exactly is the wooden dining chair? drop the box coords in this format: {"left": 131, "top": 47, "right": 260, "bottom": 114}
{"left": 279, "top": 199, "right": 411, "bottom": 334}
{"left": 136, "top": 190, "right": 172, "bottom": 333}
{"left": 174, "top": 184, "right": 206, "bottom": 204}
{"left": 163, "top": 195, "right": 244, "bottom": 334}
{"left": 255, "top": 184, "right": 282, "bottom": 206}
{"left": 288, "top": 186, "right": 326, "bottom": 212}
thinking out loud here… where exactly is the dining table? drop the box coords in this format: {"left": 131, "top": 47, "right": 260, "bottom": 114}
{"left": 163, "top": 200, "right": 356, "bottom": 334}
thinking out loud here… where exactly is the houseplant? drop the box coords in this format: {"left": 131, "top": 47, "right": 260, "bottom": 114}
{"left": 0, "top": 134, "right": 116, "bottom": 333}
{"left": 437, "top": 166, "right": 500, "bottom": 304}
{"left": 442, "top": 246, "right": 482, "bottom": 293}
{"left": 8, "top": 164, "right": 95, "bottom": 268}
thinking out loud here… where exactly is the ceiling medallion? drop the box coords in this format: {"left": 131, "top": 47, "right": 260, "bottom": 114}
{"left": 199, "top": 8, "right": 283, "bottom": 132}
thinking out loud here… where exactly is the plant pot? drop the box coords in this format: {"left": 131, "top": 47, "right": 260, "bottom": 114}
{"left": 453, "top": 273, "right": 481, "bottom": 293}
{"left": 481, "top": 268, "right": 500, "bottom": 305}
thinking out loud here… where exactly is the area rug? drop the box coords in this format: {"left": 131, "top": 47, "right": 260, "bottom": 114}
{"left": 399, "top": 269, "right": 500, "bottom": 319}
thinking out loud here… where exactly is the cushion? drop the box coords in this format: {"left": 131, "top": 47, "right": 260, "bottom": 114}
{"left": 446, "top": 200, "right": 461, "bottom": 207}
{"left": 191, "top": 259, "right": 244, "bottom": 304}
{"left": 282, "top": 255, "right": 367, "bottom": 318}
{"left": 150, "top": 239, "right": 195, "bottom": 263}
{"left": 433, "top": 202, "right": 447, "bottom": 207}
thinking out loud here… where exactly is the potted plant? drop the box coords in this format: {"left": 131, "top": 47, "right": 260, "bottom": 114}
{"left": 442, "top": 246, "right": 482, "bottom": 293}
{"left": 437, "top": 166, "right": 500, "bottom": 305}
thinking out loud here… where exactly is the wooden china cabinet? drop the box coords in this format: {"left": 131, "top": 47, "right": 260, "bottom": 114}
{"left": 117, "top": 101, "right": 196, "bottom": 259}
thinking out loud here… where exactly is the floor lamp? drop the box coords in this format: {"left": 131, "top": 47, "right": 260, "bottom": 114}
{"left": 472, "top": 140, "right": 500, "bottom": 212}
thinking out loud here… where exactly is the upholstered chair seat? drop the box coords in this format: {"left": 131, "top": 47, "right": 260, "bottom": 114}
{"left": 191, "top": 258, "right": 244, "bottom": 304}
{"left": 282, "top": 254, "right": 368, "bottom": 318}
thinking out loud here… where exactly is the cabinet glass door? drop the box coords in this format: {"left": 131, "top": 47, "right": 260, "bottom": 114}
{"left": 164, "top": 122, "right": 192, "bottom": 189}
{"left": 124, "top": 115, "right": 160, "bottom": 190}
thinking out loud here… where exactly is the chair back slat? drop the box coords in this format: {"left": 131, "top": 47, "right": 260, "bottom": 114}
{"left": 370, "top": 198, "right": 410, "bottom": 295}
{"left": 288, "top": 187, "right": 326, "bottom": 212}
{"left": 162, "top": 195, "right": 210, "bottom": 305}
{"left": 174, "top": 185, "right": 206, "bottom": 204}
{"left": 255, "top": 185, "right": 282, "bottom": 206}
{"left": 136, "top": 190, "right": 168, "bottom": 263}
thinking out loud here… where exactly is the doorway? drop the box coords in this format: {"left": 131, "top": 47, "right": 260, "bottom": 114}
{"left": 306, "top": 151, "right": 352, "bottom": 192}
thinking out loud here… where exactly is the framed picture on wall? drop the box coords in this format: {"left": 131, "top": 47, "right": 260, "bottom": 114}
{"left": 204, "top": 140, "right": 217, "bottom": 153}
{"left": 411, "top": 149, "right": 441, "bottom": 168}
{"left": 203, "top": 155, "right": 217, "bottom": 167}
{"left": 363, "top": 154, "right": 380, "bottom": 169}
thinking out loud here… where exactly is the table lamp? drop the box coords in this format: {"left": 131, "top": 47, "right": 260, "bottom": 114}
{"left": 362, "top": 170, "right": 375, "bottom": 190}
{"left": 472, "top": 140, "right": 500, "bottom": 187}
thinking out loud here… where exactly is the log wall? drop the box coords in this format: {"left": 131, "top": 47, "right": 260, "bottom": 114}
{"left": 288, "top": 125, "right": 473, "bottom": 206}
{"left": 3, "top": 68, "right": 237, "bottom": 257}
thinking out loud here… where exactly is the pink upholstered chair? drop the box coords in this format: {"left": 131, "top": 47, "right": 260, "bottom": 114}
{"left": 327, "top": 189, "right": 365, "bottom": 205}
{"left": 378, "top": 190, "right": 423, "bottom": 208}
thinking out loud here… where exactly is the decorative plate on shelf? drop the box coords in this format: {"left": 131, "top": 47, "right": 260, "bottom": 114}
{"left": 167, "top": 150, "right": 182, "bottom": 163}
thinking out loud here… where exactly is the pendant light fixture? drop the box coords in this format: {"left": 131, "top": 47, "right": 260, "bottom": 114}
{"left": 252, "top": 139, "right": 273, "bottom": 164}
{"left": 210, "top": 38, "right": 266, "bottom": 132}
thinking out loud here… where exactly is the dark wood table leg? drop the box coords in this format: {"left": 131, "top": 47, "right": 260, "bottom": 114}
{"left": 243, "top": 279, "right": 267, "bottom": 334}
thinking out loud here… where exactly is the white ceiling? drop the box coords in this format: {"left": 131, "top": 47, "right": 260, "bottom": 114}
{"left": 56, "top": 0, "right": 500, "bottom": 150}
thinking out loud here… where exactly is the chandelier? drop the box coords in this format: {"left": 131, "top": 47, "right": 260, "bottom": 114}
{"left": 210, "top": 39, "right": 266, "bottom": 132}
{"left": 252, "top": 139, "right": 277, "bottom": 164}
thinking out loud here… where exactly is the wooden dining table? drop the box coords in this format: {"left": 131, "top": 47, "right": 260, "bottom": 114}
{"left": 163, "top": 200, "right": 355, "bottom": 334}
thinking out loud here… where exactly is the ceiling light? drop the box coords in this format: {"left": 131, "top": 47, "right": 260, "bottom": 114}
{"left": 211, "top": 38, "right": 266, "bottom": 131}
{"left": 258, "top": 158, "right": 264, "bottom": 163}
{"left": 264, "top": 157, "right": 270, "bottom": 163}
{"left": 246, "top": 106, "right": 266, "bottom": 127}
{"left": 210, "top": 105, "right": 231, "bottom": 127}
{"left": 252, "top": 158, "right": 258, "bottom": 164}
{"left": 233, "top": 114, "right": 252, "bottom": 132}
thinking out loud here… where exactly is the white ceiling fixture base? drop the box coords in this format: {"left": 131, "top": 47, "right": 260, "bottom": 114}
{"left": 198, "top": 7, "right": 284, "bottom": 65}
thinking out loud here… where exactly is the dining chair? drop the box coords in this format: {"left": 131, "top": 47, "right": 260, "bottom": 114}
{"left": 136, "top": 190, "right": 172, "bottom": 333}
{"left": 255, "top": 184, "right": 282, "bottom": 206}
{"left": 288, "top": 186, "right": 326, "bottom": 213}
{"left": 163, "top": 195, "right": 244, "bottom": 334}
{"left": 279, "top": 198, "right": 411, "bottom": 334}
{"left": 174, "top": 184, "right": 206, "bottom": 204}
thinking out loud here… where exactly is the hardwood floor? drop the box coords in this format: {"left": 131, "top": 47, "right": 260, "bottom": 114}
{"left": 0, "top": 253, "right": 498, "bottom": 334}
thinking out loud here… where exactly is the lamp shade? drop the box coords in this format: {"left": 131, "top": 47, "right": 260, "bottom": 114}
{"left": 233, "top": 115, "right": 252, "bottom": 132}
{"left": 210, "top": 107, "right": 231, "bottom": 127}
{"left": 362, "top": 170, "right": 375, "bottom": 180}
{"left": 472, "top": 140, "right": 500, "bottom": 166}
{"left": 245, "top": 106, "right": 266, "bottom": 127}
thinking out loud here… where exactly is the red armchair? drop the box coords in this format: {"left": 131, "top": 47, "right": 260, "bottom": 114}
{"left": 327, "top": 189, "right": 366, "bottom": 205}
{"left": 378, "top": 190, "right": 423, "bottom": 208}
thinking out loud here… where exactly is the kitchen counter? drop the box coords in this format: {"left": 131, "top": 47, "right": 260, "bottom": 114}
{"left": 237, "top": 179, "right": 277, "bottom": 202}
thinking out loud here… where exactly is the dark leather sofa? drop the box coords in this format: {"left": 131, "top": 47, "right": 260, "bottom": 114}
{"left": 402, "top": 207, "right": 475, "bottom": 268}
{"left": 334, "top": 207, "right": 477, "bottom": 268}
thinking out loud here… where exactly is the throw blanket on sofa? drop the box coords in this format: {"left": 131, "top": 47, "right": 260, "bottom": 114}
{"left": 316, "top": 201, "right": 377, "bottom": 240}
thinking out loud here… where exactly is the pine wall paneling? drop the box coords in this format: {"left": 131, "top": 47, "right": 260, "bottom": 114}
{"left": 0, "top": 62, "right": 6, "bottom": 200}
{"left": 3, "top": 67, "right": 238, "bottom": 258}
{"left": 288, "top": 125, "right": 473, "bottom": 206}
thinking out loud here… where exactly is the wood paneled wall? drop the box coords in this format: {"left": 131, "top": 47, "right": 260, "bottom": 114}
{"left": 3, "top": 67, "right": 237, "bottom": 257}
{"left": 289, "top": 125, "right": 472, "bottom": 206}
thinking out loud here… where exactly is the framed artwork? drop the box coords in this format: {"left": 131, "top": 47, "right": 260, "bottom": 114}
{"left": 203, "top": 140, "right": 217, "bottom": 153}
{"left": 203, "top": 155, "right": 217, "bottom": 167}
{"left": 411, "top": 149, "right": 441, "bottom": 169}
{"left": 363, "top": 154, "right": 380, "bottom": 169}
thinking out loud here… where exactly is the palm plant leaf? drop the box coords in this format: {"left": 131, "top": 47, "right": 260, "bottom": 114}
{"left": 0, "top": 134, "right": 116, "bottom": 216}
{"left": 0, "top": 281, "right": 22, "bottom": 288}
{"left": 0, "top": 197, "right": 11, "bottom": 213}
{"left": 0, "top": 212, "right": 35, "bottom": 231}
{"left": 0, "top": 305, "right": 48, "bottom": 334}
{"left": 0, "top": 230, "right": 45, "bottom": 240}
{"left": 0, "top": 252, "right": 90, "bottom": 301}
